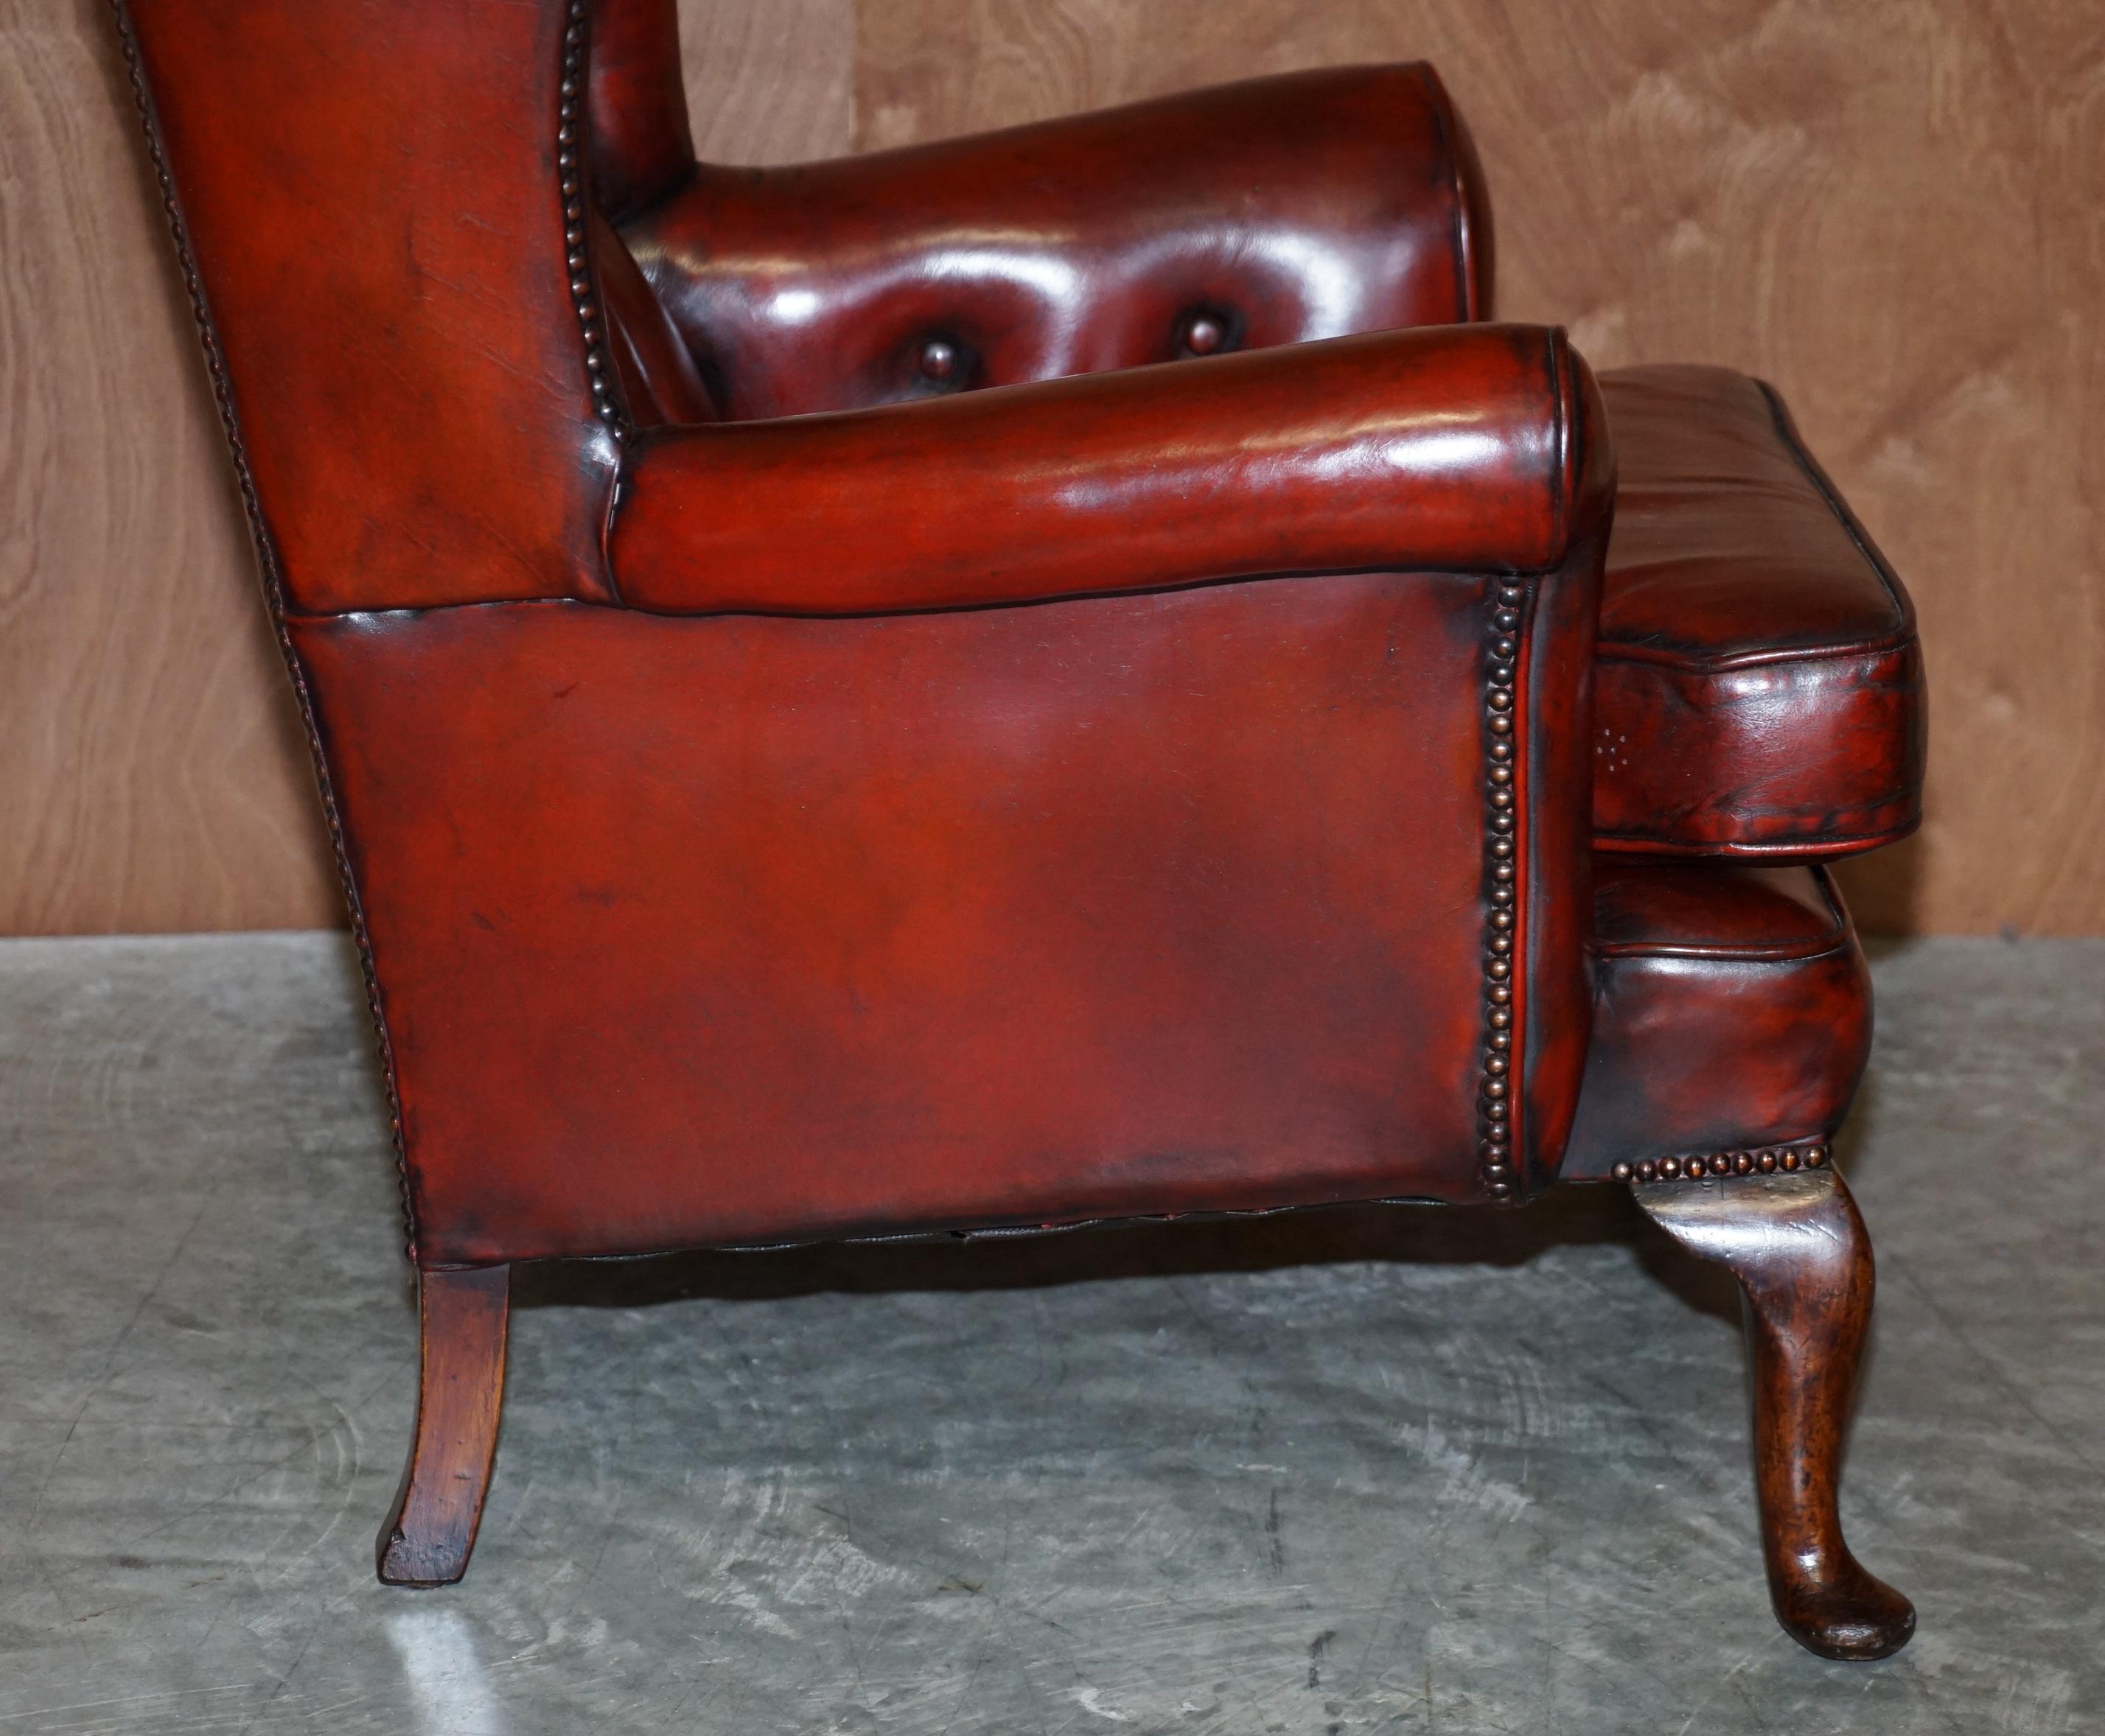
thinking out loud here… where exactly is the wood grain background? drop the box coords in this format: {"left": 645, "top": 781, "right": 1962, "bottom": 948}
{"left": 6, "top": 0, "right": 2100, "bottom": 934}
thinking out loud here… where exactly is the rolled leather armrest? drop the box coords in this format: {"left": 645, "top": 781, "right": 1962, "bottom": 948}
{"left": 608, "top": 323, "right": 1602, "bottom": 617}
{"left": 608, "top": 61, "right": 1490, "bottom": 418}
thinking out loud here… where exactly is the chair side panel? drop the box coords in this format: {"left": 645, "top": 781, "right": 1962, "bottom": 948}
{"left": 293, "top": 576, "right": 1518, "bottom": 1263}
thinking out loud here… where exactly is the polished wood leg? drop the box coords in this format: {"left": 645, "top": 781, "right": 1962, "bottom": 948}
{"left": 1633, "top": 1168, "right": 1915, "bottom": 1659}
{"left": 376, "top": 1263, "right": 510, "bottom": 1587}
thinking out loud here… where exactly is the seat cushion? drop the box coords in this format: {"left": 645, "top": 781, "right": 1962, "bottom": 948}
{"left": 1594, "top": 366, "right": 1925, "bottom": 858}
{"left": 1562, "top": 858, "right": 1871, "bottom": 1178}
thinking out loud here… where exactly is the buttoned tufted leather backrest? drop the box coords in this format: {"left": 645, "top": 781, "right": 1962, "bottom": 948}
{"left": 582, "top": 3, "right": 1493, "bottom": 422}
{"left": 119, "top": 0, "right": 1498, "bottom": 615}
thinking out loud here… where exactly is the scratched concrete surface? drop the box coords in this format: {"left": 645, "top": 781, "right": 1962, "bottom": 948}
{"left": 0, "top": 934, "right": 2098, "bottom": 1733}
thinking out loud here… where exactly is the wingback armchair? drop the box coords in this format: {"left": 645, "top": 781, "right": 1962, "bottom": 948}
{"left": 114, "top": 0, "right": 1924, "bottom": 1659}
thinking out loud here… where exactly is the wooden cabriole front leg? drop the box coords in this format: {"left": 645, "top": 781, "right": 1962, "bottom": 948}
{"left": 376, "top": 1263, "right": 512, "bottom": 1587}
{"left": 1632, "top": 1167, "right": 1916, "bottom": 1660}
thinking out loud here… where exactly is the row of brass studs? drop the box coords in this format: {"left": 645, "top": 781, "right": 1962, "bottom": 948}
{"left": 1479, "top": 578, "right": 1527, "bottom": 1203}
{"left": 556, "top": 1, "right": 627, "bottom": 444}
{"left": 1615, "top": 1143, "right": 1829, "bottom": 1185}
{"left": 105, "top": 1, "right": 419, "bottom": 1256}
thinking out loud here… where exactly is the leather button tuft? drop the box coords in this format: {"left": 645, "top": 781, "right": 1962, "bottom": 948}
{"left": 1177, "top": 309, "right": 1236, "bottom": 357}
{"left": 1184, "top": 314, "right": 1226, "bottom": 355}
{"left": 918, "top": 338, "right": 960, "bottom": 382}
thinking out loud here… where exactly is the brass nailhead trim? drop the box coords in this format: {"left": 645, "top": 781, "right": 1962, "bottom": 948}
{"left": 557, "top": 2, "right": 628, "bottom": 445}
{"left": 1478, "top": 578, "right": 1528, "bottom": 1203}
{"left": 1613, "top": 1143, "right": 1831, "bottom": 1186}
{"left": 108, "top": 1, "right": 417, "bottom": 1259}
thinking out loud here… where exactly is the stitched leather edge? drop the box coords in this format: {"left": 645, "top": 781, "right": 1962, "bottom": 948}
{"left": 1593, "top": 821, "right": 1921, "bottom": 860}
{"left": 1590, "top": 636, "right": 1923, "bottom": 857}
{"left": 1588, "top": 864, "right": 1851, "bottom": 962}
{"left": 1415, "top": 63, "right": 1479, "bottom": 322}
{"left": 1593, "top": 372, "right": 1916, "bottom": 673}
{"left": 1757, "top": 377, "right": 1916, "bottom": 640}
{"left": 282, "top": 561, "right": 1566, "bottom": 625}
{"left": 1592, "top": 634, "right": 1917, "bottom": 673}
{"left": 557, "top": 0, "right": 630, "bottom": 607}
{"left": 108, "top": 0, "right": 420, "bottom": 1264}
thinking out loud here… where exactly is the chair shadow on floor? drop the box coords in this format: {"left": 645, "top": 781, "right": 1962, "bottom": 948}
{"left": 502, "top": 1057, "right": 1899, "bottom": 1383}
{"left": 504, "top": 1175, "right": 1749, "bottom": 1324}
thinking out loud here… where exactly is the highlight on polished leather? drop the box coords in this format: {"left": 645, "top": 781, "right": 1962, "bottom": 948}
{"left": 112, "top": 0, "right": 1923, "bottom": 1659}
{"left": 607, "top": 63, "right": 1490, "bottom": 419}
{"left": 1593, "top": 368, "right": 1925, "bottom": 858}
{"left": 1563, "top": 860, "right": 1874, "bottom": 1178}
{"left": 611, "top": 324, "right": 1591, "bottom": 615}
{"left": 593, "top": 31, "right": 1918, "bottom": 861}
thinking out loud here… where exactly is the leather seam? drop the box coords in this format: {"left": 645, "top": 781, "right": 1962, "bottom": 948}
{"left": 278, "top": 562, "right": 1572, "bottom": 626}
{"left": 1549, "top": 330, "right": 1572, "bottom": 564}
{"left": 1592, "top": 635, "right": 1919, "bottom": 674}
{"left": 1588, "top": 934, "right": 1851, "bottom": 964}
{"left": 1582, "top": 925, "right": 1852, "bottom": 967}
{"left": 558, "top": 1, "right": 629, "bottom": 606}
{"left": 1416, "top": 63, "right": 1476, "bottom": 322}
{"left": 108, "top": 0, "right": 419, "bottom": 1264}
{"left": 604, "top": 158, "right": 702, "bottom": 232}
{"left": 1588, "top": 862, "right": 1851, "bottom": 961}
{"left": 1493, "top": 332, "right": 1570, "bottom": 1199}
{"left": 1591, "top": 373, "right": 1917, "bottom": 673}
{"left": 1753, "top": 377, "right": 1914, "bottom": 637}
{"left": 1592, "top": 819, "right": 1920, "bottom": 856}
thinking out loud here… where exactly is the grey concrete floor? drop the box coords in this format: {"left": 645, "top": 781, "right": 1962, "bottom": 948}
{"left": 0, "top": 934, "right": 2098, "bottom": 1733}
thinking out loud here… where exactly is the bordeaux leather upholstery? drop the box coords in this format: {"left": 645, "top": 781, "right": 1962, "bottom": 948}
{"left": 610, "top": 66, "right": 1490, "bottom": 419}
{"left": 296, "top": 505, "right": 1607, "bottom": 1262}
{"left": 594, "top": 213, "right": 716, "bottom": 427}
{"left": 1563, "top": 861, "right": 1872, "bottom": 1178}
{"left": 598, "top": 67, "right": 1919, "bottom": 861}
{"left": 115, "top": 0, "right": 1923, "bottom": 1646}
{"left": 122, "top": 0, "right": 1613, "bottom": 1247}
{"left": 108, "top": 0, "right": 1918, "bottom": 1264}
{"left": 126, "top": 0, "right": 621, "bottom": 613}
{"left": 610, "top": 326, "right": 1591, "bottom": 616}
{"left": 1593, "top": 368, "right": 1925, "bottom": 857}
{"left": 290, "top": 330, "right": 1614, "bottom": 1263}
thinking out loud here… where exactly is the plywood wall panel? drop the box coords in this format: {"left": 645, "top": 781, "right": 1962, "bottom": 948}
{"left": 856, "top": 0, "right": 2105, "bottom": 936}
{"left": 0, "top": 0, "right": 338, "bottom": 934}
{"left": 679, "top": 0, "right": 854, "bottom": 164}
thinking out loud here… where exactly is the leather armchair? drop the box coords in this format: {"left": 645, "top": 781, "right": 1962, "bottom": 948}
{"left": 114, "top": 0, "right": 1923, "bottom": 1661}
